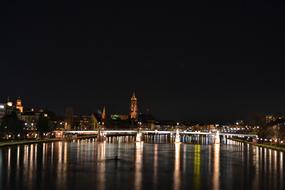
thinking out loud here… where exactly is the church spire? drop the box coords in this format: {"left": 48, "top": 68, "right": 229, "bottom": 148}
{"left": 102, "top": 106, "right": 106, "bottom": 121}
{"left": 131, "top": 91, "right": 137, "bottom": 100}
{"left": 130, "top": 92, "right": 138, "bottom": 120}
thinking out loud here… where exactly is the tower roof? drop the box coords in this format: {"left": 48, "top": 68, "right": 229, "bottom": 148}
{"left": 102, "top": 106, "right": 106, "bottom": 119}
{"left": 131, "top": 92, "right": 137, "bottom": 100}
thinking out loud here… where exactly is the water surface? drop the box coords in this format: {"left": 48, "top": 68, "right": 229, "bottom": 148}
{"left": 0, "top": 139, "right": 283, "bottom": 190}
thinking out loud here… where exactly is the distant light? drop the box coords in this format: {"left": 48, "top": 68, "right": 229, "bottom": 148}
{"left": 7, "top": 102, "right": 13, "bottom": 107}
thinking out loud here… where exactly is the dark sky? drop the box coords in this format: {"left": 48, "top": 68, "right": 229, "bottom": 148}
{"left": 0, "top": 1, "right": 284, "bottom": 122}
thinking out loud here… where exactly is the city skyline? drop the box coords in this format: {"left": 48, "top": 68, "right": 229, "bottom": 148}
{"left": 0, "top": 94, "right": 283, "bottom": 124}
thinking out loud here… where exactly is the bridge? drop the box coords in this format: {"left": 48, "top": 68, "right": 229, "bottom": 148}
{"left": 59, "top": 129, "right": 258, "bottom": 144}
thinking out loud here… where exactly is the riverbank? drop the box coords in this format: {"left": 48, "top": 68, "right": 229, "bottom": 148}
{"left": 0, "top": 135, "right": 97, "bottom": 147}
{"left": 230, "top": 138, "right": 285, "bottom": 152}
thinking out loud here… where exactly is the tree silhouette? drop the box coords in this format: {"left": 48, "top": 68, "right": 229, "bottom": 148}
{"left": 0, "top": 111, "right": 25, "bottom": 139}
{"left": 37, "top": 113, "right": 54, "bottom": 138}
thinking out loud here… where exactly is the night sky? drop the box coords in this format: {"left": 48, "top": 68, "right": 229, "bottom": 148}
{"left": 0, "top": 1, "right": 284, "bottom": 122}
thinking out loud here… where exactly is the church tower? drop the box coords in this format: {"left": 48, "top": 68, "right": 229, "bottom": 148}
{"left": 101, "top": 106, "right": 106, "bottom": 125}
{"left": 16, "top": 97, "right": 24, "bottom": 113}
{"left": 130, "top": 92, "right": 138, "bottom": 120}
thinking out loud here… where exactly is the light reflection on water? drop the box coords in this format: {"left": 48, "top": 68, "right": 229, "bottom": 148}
{"left": 153, "top": 144, "right": 158, "bottom": 189}
{"left": 0, "top": 139, "right": 284, "bottom": 190}
{"left": 173, "top": 143, "right": 181, "bottom": 190}
{"left": 98, "top": 142, "right": 106, "bottom": 190}
{"left": 135, "top": 142, "right": 143, "bottom": 190}
{"left": 212, "top": 144, "right": 220, "bottom": 190}
{"left": 193, "top": 144, "right": 201, "bottom": 190}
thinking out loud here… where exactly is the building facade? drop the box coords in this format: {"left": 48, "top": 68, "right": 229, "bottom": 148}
{"left": 16, "top": 97, "right": 24, "bottom": 113}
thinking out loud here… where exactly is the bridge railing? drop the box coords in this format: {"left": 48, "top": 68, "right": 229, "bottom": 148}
{"left": 61, "top": 130, "right": 257, "bottom": 138}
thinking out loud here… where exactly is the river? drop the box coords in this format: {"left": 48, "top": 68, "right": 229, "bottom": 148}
{"left": 0, "top": 138, "right": 284, "bottom": 190}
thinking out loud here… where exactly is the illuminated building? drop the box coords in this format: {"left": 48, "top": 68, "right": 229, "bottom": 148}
{"left": 91, "top": 113, "right": 100, "bottom": 129}
{"left": 2, "top": 97, "right": 24, "bottom": 115}
{"left": 265, "top": 115, "right": 277, "bottom": 124}
{"left": 102, "top": 106, "right": 106, "bottom": 124}
{"left": 20, "top": 111, "right": 41, "bottom": 130}
{"left": 65, "top": 107, "right": 73, "bottom": 130}
{"left": 16, "top": 97, "right": 24, "bottom": 113}
{"left": 111, "top": 114, "right": 129, "bottom": 121}
{"left": 130, "top": 92, "right": 138, "bottom": 120}
{"left": 110, "top": 114, "right": 130, "bottom": 128}
{"left": 6, "top": 97, "right": 13, "bottom": 107}
{"left": 5, "top": 97, "right": 14, "bottom": 114}
{"left": 72, "top": 115, "right": 92, "bottom": 130}
{"left": 0, "top": 103, "right": 5, "bottom": 120}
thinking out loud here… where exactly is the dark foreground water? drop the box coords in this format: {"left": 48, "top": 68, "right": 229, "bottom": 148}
{"left": 0, "top": 139, "right": 284, "bottom": 190}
